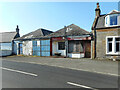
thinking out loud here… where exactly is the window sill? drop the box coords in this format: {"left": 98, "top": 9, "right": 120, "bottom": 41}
{"left": 68, "top": 52, "right": 84, "bottom": 54}
{"left": 106, "top": 53, "right": 120, "bottom": 56}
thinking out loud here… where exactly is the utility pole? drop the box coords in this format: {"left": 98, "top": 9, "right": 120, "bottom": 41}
{"left": 64, "top": 26, "right": 68, "bottom": 58}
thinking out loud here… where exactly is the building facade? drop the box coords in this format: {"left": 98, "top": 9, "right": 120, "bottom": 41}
{"left": 0, "top": 25, "right": 20, "bottom": 56}
{"left": 14, "top": 28, "right": 53, "bottom": 56}
{"left": 50, "top": 24, "right": 91, "bottom": 58}
{"left": 91, "top": 3, "right": 120, "bottom": 60}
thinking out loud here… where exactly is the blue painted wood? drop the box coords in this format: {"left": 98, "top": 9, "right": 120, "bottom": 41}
{"left": 32, "top": 40, "right": 50, "bottom": 56}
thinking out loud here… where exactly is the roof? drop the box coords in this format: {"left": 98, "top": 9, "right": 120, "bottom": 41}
{"left": 48, "top": 24, "right": 90, "bottom": 37}
{"left": 16, "top": 28, "right": 53, "bottom": 40}
{"left": 109, "top": 10, "right": 120, "bottom": 15}
{"left": 0, "top": 32, "right": 17, "bottom": 43}
{"left": 92, "top": 10, "right": 120, "bottom": 30}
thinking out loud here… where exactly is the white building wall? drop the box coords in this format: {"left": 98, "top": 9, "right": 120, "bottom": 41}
{"left": 0, "top": 50, "right": 12, "bottom": 56}
{"left": 23, "top": 41, "right": 32, "bottom": 56}
{"left": 52, "top": 41, "right": 66, "bottom": 56}
{"left": 67, "top": 53, "right": 84, "bottom": 58}
{"left": 13, "top": 41, "right": 20, "bottom": 55}
{"left": 118, "top": 15, "right": 120, "bottom": 25}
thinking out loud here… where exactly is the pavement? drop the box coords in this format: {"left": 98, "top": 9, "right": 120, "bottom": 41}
{"left": 2, "top": 60, "right": 119, "bottom": 88}
{"left": 1, "top": 55, "right": 119, "bottom": 76}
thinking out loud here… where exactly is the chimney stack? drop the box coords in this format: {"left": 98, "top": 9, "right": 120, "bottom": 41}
{"left": 16, "top": 25, "right": 20, "bottom": 37}
{"left": 16, "top": 25, "right": 19, "bottom": 34}
{"left": 95, "top": 2, "right": 101, "bottom": 17}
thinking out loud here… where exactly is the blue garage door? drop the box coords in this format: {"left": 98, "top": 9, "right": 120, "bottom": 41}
{"left": 41, "top": 40, "right": 50, "bottom": 56}
{"left": 32, "top": 41, "right": 41, "bottom": 56}
{"left": 32, "top": 40, "right": 50, "bottom": 56}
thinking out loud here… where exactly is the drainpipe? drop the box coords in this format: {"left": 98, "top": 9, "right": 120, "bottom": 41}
{"left": 94, "top": 28, "right": 97, "bottom": 58}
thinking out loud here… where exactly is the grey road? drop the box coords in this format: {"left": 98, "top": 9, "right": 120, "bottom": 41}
{"left": 2, "top": 60, "right": 119, "bottom": 89}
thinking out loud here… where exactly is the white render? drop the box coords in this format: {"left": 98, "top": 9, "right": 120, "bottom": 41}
{"left": 22, "top": 41, "right": 32, "bottom": 56}
{"left": 52, "top": 41, "right": 66, "bottom": 56}
{"left": 13, "top": 41, "right": 19, "bottom": 55}
{"left": 0, "top": 50, "right": 12, "bottom": 56}
{"left": 67, "top": 53, "right": 84, "bottom": 58}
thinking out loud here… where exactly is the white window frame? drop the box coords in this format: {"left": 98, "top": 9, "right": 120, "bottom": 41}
{"left": 105, "top": 14, "right": 120, "bottom": 27}
{"left": 106, "top": 36, "right": 120, "bottom": 55}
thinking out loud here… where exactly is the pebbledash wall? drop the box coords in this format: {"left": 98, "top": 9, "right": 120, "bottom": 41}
{"left": 95, "top": 28, "right": 120, "bottom": 59}
{"left": 23, "top": 41, "right": 32, "bottom": 56}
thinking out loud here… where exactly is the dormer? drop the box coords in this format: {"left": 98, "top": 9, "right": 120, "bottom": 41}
{"left": 105, "top": 10, "right": 120, "bottom": 27}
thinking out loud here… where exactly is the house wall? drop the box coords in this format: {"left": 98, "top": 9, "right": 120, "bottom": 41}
{"left": 22, "top": 41, "right": 32, "bottom": 56}
{"left": 93, "top": 28, "right": 120, "bottom": 59}
{"left": 0, "top": 42, "right": 12, "bottom": 50}
{"left": 0, "top": 50, "right": 12, "bottom": 56}
{"left": 52, "top": 41, "right": 66, "bottom": 56}
{"left": 0, "top": 42, "right": 12, "bottom": 56}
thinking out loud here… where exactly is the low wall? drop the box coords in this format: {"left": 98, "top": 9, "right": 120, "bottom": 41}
{"left": 0, "top": 50, "right": 12, "bottom": 56}
{"left": 68, "top": 53, "right": 84, "bottom": 58}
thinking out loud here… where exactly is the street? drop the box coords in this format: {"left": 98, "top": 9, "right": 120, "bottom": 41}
{"left": 2, "top": 59, "right": 118, "bottom": 89}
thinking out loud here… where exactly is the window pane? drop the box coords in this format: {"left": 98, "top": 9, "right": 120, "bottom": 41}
{"left": 33, "top": 41, "right": 37, "bottom": 46}
{"left": 110, "top": 16, "right": 117, "bottom": 25}
{"left": 58, "top": 42, "right": 65, "bottom": 50}
{"left": 68, "top": 41, "right": 84, "bottom": 53}
{"left": 106, "top": 17, "right": 107, "bottom": 24}
{"left": 116, "top": 42, "right": 120, "bottom": 52}
{"left": 80, "top": 43, "right": 84, "bottom": 52}
{"left": 115, "top": 38, "right": 120, "bottom": 41}
{"left": 108, "top": 43, "right": 112, "bottom": 52}
{"left": 108, "top": 38, "right": 113, "bottom": 42}
{"left": 76, "top": 42, "right": 80, "bottom": 52}
{"left": 68, "top": 41, "right": 74, "bottom": 53}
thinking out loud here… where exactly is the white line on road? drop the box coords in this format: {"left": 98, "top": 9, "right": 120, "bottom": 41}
{"left": 1, "top": 67, "right": 38, "bottom": 77}
{"left": 2, "top": 60, "right": 119, "bottom": 77}
{"left": 67, "top": 82, "right": 98, "bottom": 90}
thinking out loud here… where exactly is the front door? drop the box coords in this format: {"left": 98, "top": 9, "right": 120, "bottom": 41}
{"left": 19, "top": 43, "right": 23, "bottom": 55}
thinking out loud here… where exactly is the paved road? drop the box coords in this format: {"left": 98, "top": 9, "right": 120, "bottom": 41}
{"left": 2, "top": 60, "right": 119, "bottom": 88}
{"left": 2, "top": 56, "right": 118, "bottom": 76}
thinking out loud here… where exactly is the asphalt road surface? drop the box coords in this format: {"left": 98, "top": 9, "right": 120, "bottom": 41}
{"left": 2, "top": 60, "right": 119, "bottom": 89}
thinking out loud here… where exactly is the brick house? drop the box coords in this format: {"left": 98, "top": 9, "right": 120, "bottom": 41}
{"left": 91, "top": 3, "right": 120, "bottom": 60}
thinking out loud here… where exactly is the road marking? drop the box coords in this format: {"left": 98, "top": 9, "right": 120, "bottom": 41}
{"left": 67, "top": 82, "right": 98, "bottom": 90}
{"left": 1, "top": 67, "right": 38, "bottom": 77}
{"left": 2, "top": 59, "right": 119, "bottom": 77}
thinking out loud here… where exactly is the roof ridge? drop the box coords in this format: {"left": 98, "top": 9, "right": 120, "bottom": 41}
{"left": 0, "top": 31, "right": 16, "bottom": 34}
{"left": 71, "top": 24, "right": 89, "bottom": 33}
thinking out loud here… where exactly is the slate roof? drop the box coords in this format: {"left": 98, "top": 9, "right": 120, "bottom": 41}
{"left": 48, "top": 24, "right": 90, "bottom": 37}
{"left": 16, "top": 28, "right": 53, "bottom": 40}
{"left": 0, "top": 32, "right": 17, "bottom": 43}
{"left": 92, "top": 10, "right": 120, "bottom": 30}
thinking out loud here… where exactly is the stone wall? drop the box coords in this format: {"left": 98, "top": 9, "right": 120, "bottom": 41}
{"left": 96, "top": 28, "right": 120, "bottom": 59}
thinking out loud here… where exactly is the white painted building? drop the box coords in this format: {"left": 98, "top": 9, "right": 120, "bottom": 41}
{"left": 50, "top": 24, "right": 91, "bottom": 58}
{"left": 0, "top": 25, "right": 20, "bottom": 56}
